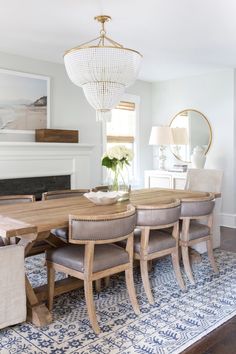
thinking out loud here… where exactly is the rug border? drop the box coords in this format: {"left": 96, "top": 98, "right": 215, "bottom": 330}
{"left": 172, "top": 309, "right": 236, "bottom": 354}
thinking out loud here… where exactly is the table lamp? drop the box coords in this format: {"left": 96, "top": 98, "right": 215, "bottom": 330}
{"left": 149, "top": 126, "right": 172, "bottom": 170}
{"left": 171, "top": 127, "right": 188, "bottom": 157}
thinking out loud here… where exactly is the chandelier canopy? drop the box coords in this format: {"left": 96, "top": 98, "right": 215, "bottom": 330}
{"left": 64, "top": 15, "right": 142, "bottom": 122}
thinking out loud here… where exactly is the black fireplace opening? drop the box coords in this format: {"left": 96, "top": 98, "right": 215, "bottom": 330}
{"left": 0, "top": 175, "right": 71, "bottom": 201}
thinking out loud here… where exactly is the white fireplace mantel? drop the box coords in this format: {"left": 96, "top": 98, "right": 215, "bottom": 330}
{"left": 0, "top": 142, "right": 94, "bottom": 189}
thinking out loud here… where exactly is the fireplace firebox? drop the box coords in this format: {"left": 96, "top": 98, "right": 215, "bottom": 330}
{"left": 0, "top": 175, "right": 71, "bottom": 201}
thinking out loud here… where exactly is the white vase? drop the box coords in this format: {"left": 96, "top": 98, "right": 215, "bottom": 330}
{"left": 191, "top": 146, "right": 206, "bottom": 168}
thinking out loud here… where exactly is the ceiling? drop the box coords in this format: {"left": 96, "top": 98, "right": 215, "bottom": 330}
{"left": 0, "top": 0, "right": 236, "bottom": 82}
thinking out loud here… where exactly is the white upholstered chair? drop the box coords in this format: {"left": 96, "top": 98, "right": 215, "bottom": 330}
{"left": 0, "top": 245, "right": 26, "bottom": 328}
{"left": 185, "top": 168, "right": 223, "bottom": 252}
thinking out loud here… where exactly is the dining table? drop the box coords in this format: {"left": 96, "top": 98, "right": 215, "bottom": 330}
{"left": 0, "top": 187, "right": 216, "bottom": 327}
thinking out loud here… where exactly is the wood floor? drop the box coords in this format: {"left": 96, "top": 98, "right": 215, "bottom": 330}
{"left": 184, "top": 227, "right": 236, "bottom": 354}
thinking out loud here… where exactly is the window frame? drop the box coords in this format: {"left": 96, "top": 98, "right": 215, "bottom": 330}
{"left": 102, "top": 93, "right": 140, "bottom": 186}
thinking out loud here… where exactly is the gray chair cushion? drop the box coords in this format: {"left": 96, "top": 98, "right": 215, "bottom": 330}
{"left": 181, "top": 221, "right": 210, "bottom": 241}
{"left": 46, "top": 244, "right": 129, "bottom": 273}
{"left": 134, "top": 229, "right": 176, "bottom": 255}
{"left": 51, "top": 228, "right": 68, "bottom": 242}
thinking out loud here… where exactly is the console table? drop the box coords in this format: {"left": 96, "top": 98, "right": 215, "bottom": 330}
{"left": 144, "top": 170, "right": 187, "bottom": 190}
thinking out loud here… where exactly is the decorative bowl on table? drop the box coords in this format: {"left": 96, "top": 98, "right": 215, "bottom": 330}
{"left": 84, "top": 191, "right": 120, "bottom": 205}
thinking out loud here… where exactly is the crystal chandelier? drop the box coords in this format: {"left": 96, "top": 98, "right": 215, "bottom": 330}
{"left": 64, "top": 15, "right": 142, "bottom": 122}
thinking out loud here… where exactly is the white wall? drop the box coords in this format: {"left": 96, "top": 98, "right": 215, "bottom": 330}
{"left": 0, "top": 51, "right": 153, "bottom": 187}
{"left": 151, "top": 69, "right": 235, "bottom": 224}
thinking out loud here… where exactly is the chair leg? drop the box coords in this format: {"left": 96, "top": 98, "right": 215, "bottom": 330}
{"left": 95, "top": 279, "right": 101, "bottom": 292}
{"left": 104, "top": 276, "right": 110, "bottom": 288}
{"left": 47, "top": 265, "right": 55, "bottom": 311}
{"left": 171, "top": 250, "right": 185, "bottom": 290}
{"left": 140, "top": 260, "right": 154, "bottom": 304}
{"left": 125, "top": 266, "right": 140, "bottom": 315}
{"left": 207, "top": 239, "right": 219, "bottom": 273}
{"left": 181, "top": 245, "right": 195, "bottom": 284}
{"left": 84, "top": 278, "right": 100, "bottom": 334}
{"left": 148, "top": 260, "right": 153, "bottom": 272}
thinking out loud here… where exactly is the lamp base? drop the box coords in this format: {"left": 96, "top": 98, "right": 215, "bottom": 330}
{"left": 159, "top": 145, "right": 167, "bottom": 170}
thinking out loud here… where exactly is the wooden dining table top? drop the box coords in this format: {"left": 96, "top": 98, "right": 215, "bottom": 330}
{"left": 0, "top": 188, "right": 216, "bottom": 238}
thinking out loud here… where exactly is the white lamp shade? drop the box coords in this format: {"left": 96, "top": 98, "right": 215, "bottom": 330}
{"left": 171, "top": 127, "right": 188, "bottom": 145}
{"left": 149, "top": 126, "right": 172, "bottom": 145}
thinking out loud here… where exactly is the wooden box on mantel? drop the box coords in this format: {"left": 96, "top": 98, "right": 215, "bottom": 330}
{"left": 35, "top": 129, "right": 79, "bottom": 143}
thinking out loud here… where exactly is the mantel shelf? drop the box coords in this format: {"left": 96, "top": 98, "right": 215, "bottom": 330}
{"left": 0, "top": 142, "right": 94, "bottom": 148}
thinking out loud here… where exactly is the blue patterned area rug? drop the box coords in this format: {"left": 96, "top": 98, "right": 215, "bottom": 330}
{"left": 1, "top": 249, "right": 236, "bottom": 354}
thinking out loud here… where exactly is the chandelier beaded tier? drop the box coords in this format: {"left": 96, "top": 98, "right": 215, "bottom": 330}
{"left": 64, "top": 15, "right": 142, "bottom": 122}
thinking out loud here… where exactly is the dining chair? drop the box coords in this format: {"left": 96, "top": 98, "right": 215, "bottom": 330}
{"left": 0, "top": 194, "right": 35, "bottom": 204}
{"left": 92, "top": 185, "right": 109, "bottom": 192}
{"left": 180, "top": 192, "right": 218, "bottom": 284}
{"left": 0, "top": 195, "right": 35, "bottom": 246}
{"left": 185, "top": 168, "right": 223, "bottom": 251}
{"left": 46, "top": 205, "right": 140, "bottom": 334}
{"left": 133, "top": 199, "right": 185, "bottom": 304}
{"left": 42, "top": 189, "right": 89, "bottom": 243}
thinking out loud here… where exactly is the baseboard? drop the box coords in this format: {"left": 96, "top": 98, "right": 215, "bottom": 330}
{"left": 220, "top": 213, "right": 236, "bottom": 228}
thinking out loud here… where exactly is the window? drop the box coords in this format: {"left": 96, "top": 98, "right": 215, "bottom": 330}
{"left": 104, "top": 95, "right": 139, "bottom": 185}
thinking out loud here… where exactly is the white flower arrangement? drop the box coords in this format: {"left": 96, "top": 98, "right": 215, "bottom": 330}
{"left": 102, "top": 145, "right": 133, "bottom": 171}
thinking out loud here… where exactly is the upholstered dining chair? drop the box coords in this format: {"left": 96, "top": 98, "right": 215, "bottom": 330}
{"left": 42, "top": 189, "right": 89, "bottom": 243}
{"left": 92, "top": 185, "right": 109, "bottom": 192}
{"left": 133, "top": 199, "right": 185, "bottom": 304}
{"left": 184, "top": 168, "right": 223, "bottom": 251}
{"left": 46, "top": 205, "right": 140, "bottom": 334}
{"left": 180, "top": 192, "right": 218, "bottom": 284}
{"left": 0, "top": 195, "right": 35, "bottom": 246}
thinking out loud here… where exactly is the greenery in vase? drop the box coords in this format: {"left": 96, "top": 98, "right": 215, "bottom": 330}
{"left": 102, "top": 145, "right": 133, "bottom": 191}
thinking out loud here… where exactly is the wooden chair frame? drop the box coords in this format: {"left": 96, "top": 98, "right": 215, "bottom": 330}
{"left": 180, "top": 193, "right": 218, "bottom": 284}
{"left": 47, "top": 206, "right": 140, "bottom": 334}
{"left": 134, "top": 200, "right": 185, "bottom": 305}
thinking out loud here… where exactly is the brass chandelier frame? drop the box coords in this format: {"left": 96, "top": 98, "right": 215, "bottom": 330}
{"left": 64, "top": 15, "right": 142, "bottom": 57}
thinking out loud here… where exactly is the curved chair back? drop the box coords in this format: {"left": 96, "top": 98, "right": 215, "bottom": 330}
{"left": 0, "top": 195, "right": 35, "bottom": 246}
{"left": 181, "top": 193, "right": 215, "bottom": 218}
{"left": 42, "top": 189, "right": 89, "bottom": 201}
{"left": 92, "top": 185, "right": 109, "bottom": 192}
{"left": 136, "top": 199, "right": 181, "bottom": 228}
{"left": 69, "top": 205, "right": 136, "bottom": 243}
{"left": 0, "top": 195, "right": 35, "bottom": 205}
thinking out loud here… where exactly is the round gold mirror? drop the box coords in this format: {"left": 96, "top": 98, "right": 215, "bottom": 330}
{"left": 169, "top": 109, "right": 212, "bottom": 163}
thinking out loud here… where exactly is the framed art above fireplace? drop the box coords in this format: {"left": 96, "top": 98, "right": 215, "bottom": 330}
{"left": 0, "top": 68, "right": 50, "bottom": 135}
